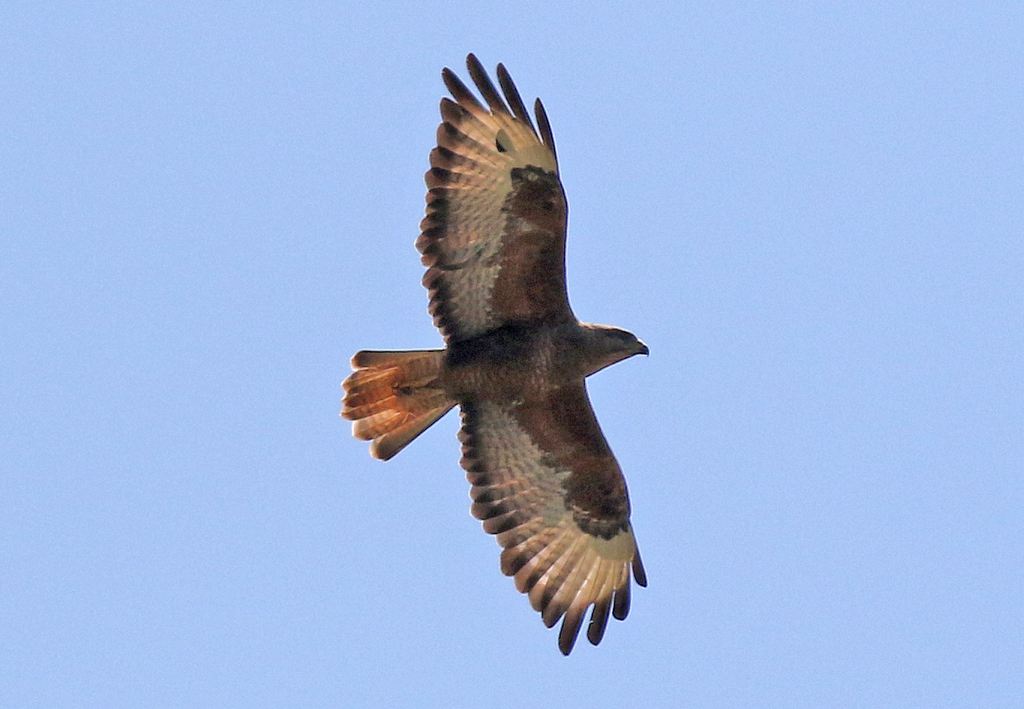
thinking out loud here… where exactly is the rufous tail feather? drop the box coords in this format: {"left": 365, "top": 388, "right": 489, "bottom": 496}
{"left": 341, "top": 349, "right": 454, "bottom": 460}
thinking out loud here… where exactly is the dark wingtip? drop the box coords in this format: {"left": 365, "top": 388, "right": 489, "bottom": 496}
{"left": 612, "top": 583, "right": 631, "bottom": 621}
{"left": 586, "top": 599, "right": 611, "bottom": 646}
{"left": 534, "top": 98, "right": 557, "bottom": 159}
{"left": 633, "top": 544, "right": 648, "bottom": 587}
{"left": 496, "top": 61, "right": 536, "bottom": 132}
{"left": 558, "top": 612, "right": 584, "bottom": 655}
{"left": 465, "top": 53, "right": 511, "bottom": 116}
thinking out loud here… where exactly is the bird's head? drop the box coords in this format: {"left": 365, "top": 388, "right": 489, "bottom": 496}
{"left": 580, "top": 323, "right": 648, "bottom": 377}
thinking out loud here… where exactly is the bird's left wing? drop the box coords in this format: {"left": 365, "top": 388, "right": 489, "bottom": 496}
{"left": 458, "top": 383, "right": 646, "bottom": 654}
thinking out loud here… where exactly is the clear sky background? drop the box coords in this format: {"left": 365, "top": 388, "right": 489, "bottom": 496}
{"left": 2, "top": 2, "right": 1022, "bottom": 707}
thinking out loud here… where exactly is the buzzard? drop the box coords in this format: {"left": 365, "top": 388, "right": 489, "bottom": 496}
{"left": 342, "top": 54, "right": 648, "bottom": 655}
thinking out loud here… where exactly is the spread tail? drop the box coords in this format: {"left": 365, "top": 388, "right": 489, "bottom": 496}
{"left": 341, "top": 349, "right": 454, "bottom": 460}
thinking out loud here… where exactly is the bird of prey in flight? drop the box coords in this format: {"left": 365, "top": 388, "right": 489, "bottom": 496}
{"left": 342, "top": 54, "right": 648, "bottom": 655}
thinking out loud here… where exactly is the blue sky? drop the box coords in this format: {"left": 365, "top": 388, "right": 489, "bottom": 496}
{"left": 2, "top": 2, "right": 1022, "bottom": 707}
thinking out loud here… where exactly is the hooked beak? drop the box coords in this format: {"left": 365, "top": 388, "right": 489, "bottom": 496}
{"left": 637, "top": 340, "right": 650, "bottom": 356}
